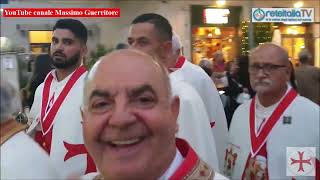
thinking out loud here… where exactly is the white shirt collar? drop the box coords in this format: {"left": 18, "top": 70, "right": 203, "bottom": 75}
{"left": 255, "top": 84, "right": 292, "bottom": 132}
{"left": 51, "top": 69, "right": 72, "bottom": 84}
{"left": 159, "top": 149, "right": 184, "bottom": 180}
{"left": 51, "top": 65, "right": 83, "bottom": 83}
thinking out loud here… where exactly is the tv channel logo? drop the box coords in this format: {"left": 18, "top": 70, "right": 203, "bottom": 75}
{"left": 252, "top": 8, "right": 314, "bottom": 23}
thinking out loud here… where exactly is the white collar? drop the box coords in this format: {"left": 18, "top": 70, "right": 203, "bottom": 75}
{"left": 51, "top": 65, "right": 83, "bottom": 84}
{"left": 51, "top": 69, "right": 73, "bottom": 84}
{"left": 159, "top": 149, "right": 184, "bottom": 180}
{"left": 255, "top": 85, "right": 292, "bottom": 132}
{"left": 255, "top": 84, "right": 292, "bottom": 124}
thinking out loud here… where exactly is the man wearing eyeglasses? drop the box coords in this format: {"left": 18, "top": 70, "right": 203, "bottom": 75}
{"left": 224, "top": 43, "right": 319, "bottom": 179}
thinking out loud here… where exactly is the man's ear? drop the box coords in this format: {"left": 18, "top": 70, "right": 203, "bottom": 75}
{"left": 81, "top": 45, "right": 88, "bottom": 57}
{"left": 286, "top": 62, "right": 293, "bottom": 81}
{"left": 161, "top": 41, "right": 173, "bottom": 59}
{"left": 80, "top": 45, "right": 88, "bottom": 65}
{"left": 80, "top": 106, "right": 85, "bottom": 122}
{"left": 171, "top": 95, "right": 180, "bottom": 125}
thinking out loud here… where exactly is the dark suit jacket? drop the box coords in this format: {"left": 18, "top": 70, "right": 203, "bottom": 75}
{"left": 295, "top": 64, "right": 320, "bottom": 104}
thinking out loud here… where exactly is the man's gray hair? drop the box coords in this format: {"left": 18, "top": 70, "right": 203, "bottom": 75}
{"left": 0, "top": 79, "right": 22, "bottom": 122}
{"left": 298, "top": 49, "right": 312, "bottom": 64}
{"left": 213, "top": 50, "right": 223, "bottom": 58}
{"left": 172, "top": 32, "right": 182, "bottom": 52}
{"left": 199, "top": 59, "right": 213, "bottom": 69}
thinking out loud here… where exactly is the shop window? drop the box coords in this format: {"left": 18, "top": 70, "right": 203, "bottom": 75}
{"left": 29, "top": 31, "right": 52, "bottom": 53}
{"left": 282, "top": 37, "right": 305, "bottom": 66}
{"left": 29, "top": 31, "right": 52, "bottom": 44}
{"left": 280, "top": 26, "right": 306, "bottom": 65}
{"left": 192, "top": 26, "right": 237, "bottom": 65}
{"left": 280, "top": 26, "right": 306, "bottom": 35}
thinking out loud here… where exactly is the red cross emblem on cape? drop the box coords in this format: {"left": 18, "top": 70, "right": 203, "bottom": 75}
{"left": 64, "top": 141, "right": 96, "bottom": 174}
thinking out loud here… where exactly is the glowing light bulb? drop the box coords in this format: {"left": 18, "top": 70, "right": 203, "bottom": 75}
{"left": 215, "top": 28, "right": 221, "bottom": 36}
{"left": 294, "top": 1, "right": 303, "bottom": 8}
{"left": 216, "top": 0, "right": 226, "bottom": 7}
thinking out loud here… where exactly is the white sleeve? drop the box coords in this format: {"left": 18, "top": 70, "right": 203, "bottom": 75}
{"left": 199, "top": 72, "right": 228, "bottom": 171}
{"left": 1, "top": 133, "right": 61, "bottom": 179}
{"left": 26, "top": 83, "right": 43, "bottom": 134}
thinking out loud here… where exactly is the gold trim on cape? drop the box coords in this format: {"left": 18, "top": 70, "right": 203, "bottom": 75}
{"left": 1, "top": 119, "right": 28, "bottom": 145}
{"left": 185, "top": 158, "right": 214, "bottom": 180}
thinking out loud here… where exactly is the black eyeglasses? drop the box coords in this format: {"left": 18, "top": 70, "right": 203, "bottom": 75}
{"left": 249, "top": 63, "right": 287, "bottom": 74}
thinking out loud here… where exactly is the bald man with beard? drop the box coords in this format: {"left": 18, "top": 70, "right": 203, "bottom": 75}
{"left": 225, "top": 43, "right": 319, "bottom": 179}
{"left": 80, "top": 49, "right": 227, "bottom": 179}
{"left": 27, "top": 19, "right": 96, "bottom": 178}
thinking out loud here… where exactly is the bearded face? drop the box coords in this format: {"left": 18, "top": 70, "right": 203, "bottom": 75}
{"left": 50, "top": 28, "right": 86, "bottom": 70}
{"left": 51, "top": 50, "right": 80, "bottom": 69}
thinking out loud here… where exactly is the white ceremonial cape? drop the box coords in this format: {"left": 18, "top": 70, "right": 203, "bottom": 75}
{"left": 27, "top": 67, "right": 96, "bottom": 178}
{"left": 172, "top": 56, "right": 228, "bottom": 170}
{"left": 225, "top": 88, "right": 320, "bottom": 180}
{"left": 170, "top": 74, "right": 219, "bottom": 171}
{"left": 1, "top": 127, "right": 59, "bottom": 179}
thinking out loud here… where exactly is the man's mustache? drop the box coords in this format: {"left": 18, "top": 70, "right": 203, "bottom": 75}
{"left": 254, "top": 80, "right": 272, "bottom": 85}
{"left": 52, "top": 51, "right": 66, "bottom": 58}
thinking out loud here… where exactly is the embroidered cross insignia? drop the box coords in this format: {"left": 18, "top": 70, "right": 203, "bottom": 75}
{"left": 63, "top": 141, "right": 96, "bottom": 174}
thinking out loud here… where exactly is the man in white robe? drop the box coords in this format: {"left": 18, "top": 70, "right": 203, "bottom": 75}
{"left": 127, "top": 13, "right": 220, "bottom": 171}
{"left": 170, "top": 33, "right": 228, "bottom": 170}
{"left": 171, "top": 77, "right": 219, "bottom": 170}
{"left": 1, "top": 79, "right": 59, "bottom": 179}
{"left": 26, "top": 19, "right": 96, "bottom": 178}
{"left": 225, "top": 43, "right": 319, "bottom": 179}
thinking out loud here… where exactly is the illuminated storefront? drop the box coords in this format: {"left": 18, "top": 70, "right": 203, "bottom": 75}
{"left": 279, "top": 25, "right": 312, "bottom": 66}
{"left": 191, "top": 5, "right": 241, "bottom": 64}
{"left": 29, "top": 30, "right": 52, "bottom": 53}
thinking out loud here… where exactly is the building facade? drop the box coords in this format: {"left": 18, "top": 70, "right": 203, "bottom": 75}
{"left": 1, "top": 0, "right": 319, "bottom": 66}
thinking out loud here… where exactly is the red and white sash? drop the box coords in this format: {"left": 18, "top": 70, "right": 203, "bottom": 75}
{"left": 169, "top": 138, "right": 214, "bottom": 179}
{"left": 249, "top": 88, "right": 298, "bottom": 157}
{"left": 40, "top": 65, "right": 86, "bottom": 135}
{"left": 175, "top": 56, "right": 186, "bottom": 69}
{"left": 169, "top": 56, "right": 186, "bottom": 73}
{"left": 170, "top": 138, "right": 199, "bottom": 179}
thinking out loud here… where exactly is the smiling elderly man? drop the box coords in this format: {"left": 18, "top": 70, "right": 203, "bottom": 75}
{"left": 81, "top": 49, "right": 227, "bottom": 179}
